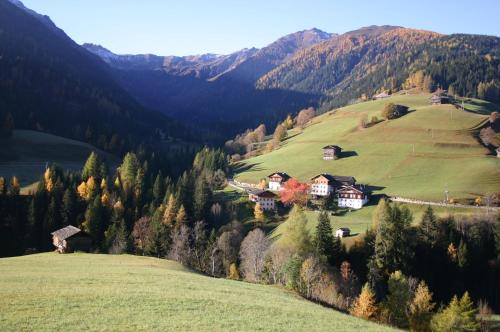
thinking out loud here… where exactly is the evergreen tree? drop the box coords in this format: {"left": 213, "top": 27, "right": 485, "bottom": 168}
{"left": 82, "top": 152, "right": 104, "bottom": 181}
{"left": 119, "top": 152, "right": 140, "bottom": 189}
{"left": 374, "top": 203, "right": 414, "bottom": 274}
{"left": 193, "top": 176, "right": 211, "bottom": 221}
{"left": 409, "top": 281, "right": 435, "bottom": 332}
{"left": 84, "top": 196, "right": 104, "bottom": 248}
{"left": 431, "top": 292, "right": 479, "bottom": 332}
{"left": 60, "top": 188, "right": 75, "bottom": 226}
{"left": 382, "top": 270, "right": 411, "bottom": 328}
{"left": 372, "top": 198, "right": 389, "bottom": 231}
{"left": 350, "top": 283, "right": 378, "bottom": 320}
{"left": 275, "top": 205, "right": 312, "bottom": 255}
{"left": 313, "top": 211, "right": 334, "bottom": 263}
{"left": 152, "top": 172, "right": 164, "bottom": 207}
{"left": 419, "top": 205, "right": 440, "bottom": 247}
{"left": 457, "top": 239, "right": 468, "bottom": 268}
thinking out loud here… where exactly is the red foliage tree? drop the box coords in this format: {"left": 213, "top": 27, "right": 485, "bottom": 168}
{"left": 280, "top": 178, "right": 309, "bottom": 206}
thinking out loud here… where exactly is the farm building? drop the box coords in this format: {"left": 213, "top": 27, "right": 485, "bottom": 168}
{"left": 337, "top": 185, "right": 370, "bottom": 209}
{"left": 248, "top": 189, "right": 277, "bottom": 210}
{"left": 322, "top": 145, "right": 342, "bottom": 160}
{"left": 373, "top": 92, "right": 390, "bottom": 100}
{"left": 335, "top": 228, "right": 351, "bottom": 238}
{"left": 430, "top": 94, "right": 449, "bottom": 105}
{"left": 268, "top": 172, "right": 291, "bottom": 191}
{"left": 309, "top": 174, "right": 356, "bottom": 197}
{"left": 51, "top": 225, "right": 92, "bottom": 253}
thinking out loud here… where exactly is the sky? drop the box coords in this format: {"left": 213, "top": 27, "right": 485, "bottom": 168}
{"left": 21, "top": 0, "right": 500, "bottom": 56}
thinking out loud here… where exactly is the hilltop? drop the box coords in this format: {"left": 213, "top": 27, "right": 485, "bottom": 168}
{"left": 0, "top": 253, "right": 396, "bottom": 332}
{"left": 235, "top": 93, "right": 499, "bottom": 202}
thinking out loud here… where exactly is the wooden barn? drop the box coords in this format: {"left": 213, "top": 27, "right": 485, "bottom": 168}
{"left": 322, "top": 145, "right": 342, "bottom": 160}
{"left": 51, "top": 226, "right": 92, "bottom": 253}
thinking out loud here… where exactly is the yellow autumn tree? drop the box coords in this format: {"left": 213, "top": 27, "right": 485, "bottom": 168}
{"left": 77, "top": 181, "right": 89, "bottom": 200}
{"left": 228, "top": 263, "right": 240, "bottom": 280}
{"left": 409, "top": 281, "right": 435, "bottom": 332}
{"left": 86, "top": 176, "right": 97, "bottom": 199}
{"left": 44, "top": 168, "right": 54, "bottom": 192}
{"left": 350, "top": 283, "right": 378, "bottom": 320}
{"left": 254, "top": 203, "right": 265, "bottom": 223}
{"left": 101, "top": 191, "right": 110, "bottom": 206}
{"left": 163, "top": 194, "right": 177, "bottom": 225}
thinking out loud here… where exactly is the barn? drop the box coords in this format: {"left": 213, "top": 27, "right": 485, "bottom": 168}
{"left": 51, "top": 225, "right": 92, "bottom": 253}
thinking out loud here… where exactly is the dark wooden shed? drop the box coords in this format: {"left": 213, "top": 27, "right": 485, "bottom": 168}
{"left": 51, "top": 226, "right": 92, "bottom": 253}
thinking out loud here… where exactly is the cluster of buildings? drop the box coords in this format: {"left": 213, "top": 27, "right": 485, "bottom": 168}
{"left": 248, "top": 171, "right": 371, "bottom": 211}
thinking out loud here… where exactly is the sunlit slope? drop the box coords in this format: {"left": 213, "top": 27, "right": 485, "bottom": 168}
{"left": 236, "top": 94, "right": 499, "bottom": 201}
{"left": 0, "top": 253, "right": 396, "bottom": 332}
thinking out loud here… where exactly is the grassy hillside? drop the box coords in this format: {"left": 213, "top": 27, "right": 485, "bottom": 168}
{"left": 236, "top": 93, "right": 499, "bottom": 202}
{"left": 0, "top": 253, "right": 396, "bottom": 332}
{"left": 0, "top": 130, "right": 118, "bottom": 192}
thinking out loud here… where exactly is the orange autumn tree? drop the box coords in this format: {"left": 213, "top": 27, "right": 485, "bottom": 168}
{"left": 280, "top": 178, "right": 309, "bottom": 207}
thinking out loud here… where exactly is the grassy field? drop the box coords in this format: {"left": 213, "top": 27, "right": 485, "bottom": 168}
{"left": 0, "top": 130, "right": 118, "bottom": 193}
{"left": 0, "top": 253, "right": 397, "bottom": 332}
{"left": 235, "top": 93, "right": 499, "bottom": 202}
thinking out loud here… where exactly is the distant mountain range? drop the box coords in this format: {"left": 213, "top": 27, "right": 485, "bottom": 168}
{"left": 3, "top": 0, "right": 500, "bottom": 144}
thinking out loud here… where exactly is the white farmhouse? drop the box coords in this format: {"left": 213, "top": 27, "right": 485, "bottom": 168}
{"left": 248, "top": 189, "right": 277, "bottom": 211}
{"left": 267, "top": 172, "right": 291, "bottom": 191}
{"left": 337, "top": 185, "right": 370, "bottom": 209}
{"left": 310, "top": 174, "right": 356, "bottom": 197}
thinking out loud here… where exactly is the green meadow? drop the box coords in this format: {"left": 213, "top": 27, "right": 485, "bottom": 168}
{"left": 0, "top": 130, "right": 118, "bottom": 193}
{"left": 0, "top": 253, "right": 397, "bottom": 332}
{"left": 235, "top": 93, "right": 499, "bottom": 202}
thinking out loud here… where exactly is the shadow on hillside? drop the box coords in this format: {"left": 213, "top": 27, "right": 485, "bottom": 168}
{"left": 232, "top": 162, "right": 263, "bottom": 173}
{"left": 340, "top": 150, "right": 358, "bottom": 158}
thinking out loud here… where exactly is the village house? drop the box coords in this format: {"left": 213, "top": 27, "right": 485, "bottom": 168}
{"left": 335, "top": 228, "right": 351, "bottom": 238}
{"left": 430, "top": 94, "right": 449, "bottom": 105}
{"left": 51, "top": 225, "right": 92, "bottom": 253}
{"left": 248, "top": 189, "right": 277, "bottom": 210}
{"left": 373, "top": 91, "right": 390, "bottom": 100}
{"left": 322, "top": 145, "right": 342, "bottom": 160}
{"left": 337, "top": 185, "right": 370, "bottom": 209}
{"left": 267, "top": 172, "right": 291, "bottom": 191}
{"left": 309, "top": 174, "right": 356, "bottom": 197}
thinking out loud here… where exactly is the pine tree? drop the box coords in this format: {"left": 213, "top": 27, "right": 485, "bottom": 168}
{"left": 60, "top": 188, "right": 75, "bottom": 226}
{"left": 409, "top": 281, "right": 435, "bottom": 332}
{"left": 254, "top": 203, "right": 265, "bottom": 223}
{"left": 84, "top": 196, "right": 104, "bottom": 248}
{"left": 457, "top": 239, "right": 468, "bottom": 268}
{"left": 372, "top": 198, "right": 389, "bottom": 231}
{"left": 275, "top": 205, "right": 311, "bottom": 255}
{"left": 431, "top": 292, "right": 479, "bottom": 332}
{"left": 82, "top": 152, "right": 102, "bottom": 181}
{"left": 163, "top": 194, "right": 177, "bottom": 225}
{"left": 383, "top": 270, "right": 411, "bottom": 328}
{"left": 193, "top": 176, "right": 211, "bottom": 221}
{"left": 152, "top": 172, "right": 164, "bottom": 207}
{"left": 350, "top": 283, "right": 378, "bottom": 320}
{"left": 419, "top": 205, "right": 440, "bottom": 247}
{"left": 119, "top": 152, "right": 140, "bottom": 189}
{"left": 313, "top": 211, "right": 334, "bottom": 263}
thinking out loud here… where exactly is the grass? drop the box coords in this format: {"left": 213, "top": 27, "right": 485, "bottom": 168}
{"left": 0, "top": 253, "right": 397, "bottom": 332}
{"left": 0, "top": 130, "right": 118, "bottom": 193}
{"left": 235, "top": 93, "right": 499, "bottom": 202}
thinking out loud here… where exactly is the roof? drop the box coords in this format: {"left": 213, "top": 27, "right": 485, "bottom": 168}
{"left": 311, "top": 173, "right": 356, "bottom": 185}
{"left": 268, "top": 172, "right": 291, "bottom": 180}
{"left": 322, "top": 145, "right": 342, "bottom": 150}
{"left": 50, "top": 225, "right": 84, "bottom": 240}
{"left": 249, "top": 189, "right": 277, "bottom": 198}
{"left": 374, "top": 92, "right": 389, "bottom": 98}
{"left": 337, "top": 184, "right": 370, "bottom": 194}
{"left": 337, "top": 227, "right": 351, "bottom": 232}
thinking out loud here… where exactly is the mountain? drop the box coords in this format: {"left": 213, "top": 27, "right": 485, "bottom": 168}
{"left": 82, "top": 29, "right": 333, "bottom": 138}
{"left": 0, "top": 0, "right": 188, "bottom": 154}
{"left": 257, "top": 26, "right": 500, "bottom": 111}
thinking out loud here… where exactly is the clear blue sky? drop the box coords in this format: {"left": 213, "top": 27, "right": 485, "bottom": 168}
{"left": 21, "top": 0, "right": 500, "bottom": 56}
